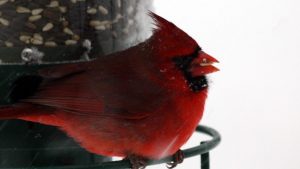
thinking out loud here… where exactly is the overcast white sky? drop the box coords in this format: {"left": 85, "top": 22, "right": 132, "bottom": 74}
{"left": 152, "top": 0, "right": 300, "bottom": 169}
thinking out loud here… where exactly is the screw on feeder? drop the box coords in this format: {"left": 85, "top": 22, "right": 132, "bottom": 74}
{"left": 81, "top": 39, "right": 92, "bottom": 61}
{"left": 21, "top": 47, "right": 44, "bottom": 64}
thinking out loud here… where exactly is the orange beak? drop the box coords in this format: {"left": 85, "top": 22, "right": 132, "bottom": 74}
{"left": 189, "top": 51, "right": 219, "bottom": 77}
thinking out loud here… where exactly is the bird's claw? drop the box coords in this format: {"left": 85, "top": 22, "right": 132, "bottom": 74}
{"left": 166, "top": 150, "right": 184, "bottom": 169}
{"left": 126, "top": 154, "right": 148, "bottom": 169}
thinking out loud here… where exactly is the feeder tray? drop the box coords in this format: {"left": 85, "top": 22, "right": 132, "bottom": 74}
{"left": 3, "top": 125, "right": 221, "bottom": 169}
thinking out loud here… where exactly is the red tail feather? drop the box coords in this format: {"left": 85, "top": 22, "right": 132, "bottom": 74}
{"left": 0, "top": 104, "right": 60, "bottom": 126}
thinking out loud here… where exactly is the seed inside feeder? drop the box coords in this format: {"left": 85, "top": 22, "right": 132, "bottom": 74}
{"left": 0, "top": 0, "right": 145, "bottom": 60}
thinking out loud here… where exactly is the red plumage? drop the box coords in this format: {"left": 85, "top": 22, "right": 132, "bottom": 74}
{"left": 0, "top": 12, "right": 218, "bottom": 161}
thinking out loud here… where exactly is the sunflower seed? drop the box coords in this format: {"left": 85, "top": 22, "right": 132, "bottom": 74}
{"left": 0, "top": 17, "right": 9, "bottom": 26}
{"left": 95, "top": 25, "right": 105, "bottom": 30}
{"left": 112, "top": 13, "right": 122, "bottom": 23}
{"left": 16, "top": 6, "right": 31, "bottom": 13}
{"left": 45, "top": 41, "right": 57, "bottom": 47}
{"left": 63, "top": 27, "right": 74, "bottom": 35}
{"left": 89, "top": 20, "right": 102, "bottom": 27}
{"left": 87, "top": 8, "right": 97, "bottom": 15}
{"left": 42, "top": 22, "right": 54, "bottom": 32}
{"left": 47, "top": 1, "right": 59, "bottom": 8}
{"left": 59, "top": 6, "right": 67, "bottom": 13}
{"left": 98, "top": 5, "right": 108, "bottom": 15}
{"left": 65, "top": 39, "right": 77, "bottom": 45}
{"left": 117, "top": 0, "right": 121, "bottom": 8}
{"left": 31, "top": 8, "right": 43, "bottom": 15}
{"left": 0, "top": 0, "right": 8, "bottom": 6}
{"left": 28, "top": 15, "right": 42, "bottom": 22}
{"left": 5, "top": 41, "right": 13, "bottom": 47}
{"left": 31, "top": 38, "right": 43, "bottom": 45}
{"left": 19, "top": 35, "right": 31, "bottom": 43}
{"left": 33, "top": 33, "right": 43, "bottom": 41}
{"left": 72, "top": 34, "right": 80, "bottom": 41}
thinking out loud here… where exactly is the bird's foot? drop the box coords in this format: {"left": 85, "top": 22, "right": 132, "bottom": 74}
{"left": 166, "top": 150, "right": 184, "bottom": 169}
{"left": 125, "top": 154, "right": 148, "bottom": 169}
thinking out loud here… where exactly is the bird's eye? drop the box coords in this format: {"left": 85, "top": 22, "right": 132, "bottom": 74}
{"left": 196, "top": 46, "right": 202, "bottom": 52}
{"left": 189, "top": 46, "right": 201, "bottom": 58}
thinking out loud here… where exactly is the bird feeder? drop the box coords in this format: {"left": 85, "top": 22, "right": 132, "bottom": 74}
{"left": 0, "top": 0, "right": 220, "bottom": 168}
{"left": 0, "top": 0, "right": 153, "bottom": 167}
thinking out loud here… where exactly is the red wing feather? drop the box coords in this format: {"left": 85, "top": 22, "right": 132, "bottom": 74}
{"left": 25, "top": 97, "right": 103, "bottom": 116}
{"left": 24, "top": 72, "right": 104, "bottom": 116}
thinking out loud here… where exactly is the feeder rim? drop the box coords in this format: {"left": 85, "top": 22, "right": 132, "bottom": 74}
{"left": 0, "top": 58, "right": 96, "bottom": 66}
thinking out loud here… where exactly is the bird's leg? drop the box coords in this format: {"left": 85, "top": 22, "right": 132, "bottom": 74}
{"left": 125, "top": 154, "right": 148, "bottom": 169}
{"left": 166, "top": 150, "right": 184, "bottom": 169}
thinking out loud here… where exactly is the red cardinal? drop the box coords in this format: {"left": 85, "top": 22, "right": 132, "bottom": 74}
{"left": 0, "top": 12, "right": 218, "bottom": 168}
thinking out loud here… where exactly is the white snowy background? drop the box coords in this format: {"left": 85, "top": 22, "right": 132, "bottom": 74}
{"left": 151, "top": 0, "right": 300, "bottom": 169}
